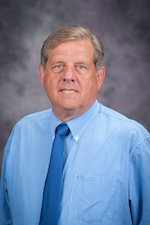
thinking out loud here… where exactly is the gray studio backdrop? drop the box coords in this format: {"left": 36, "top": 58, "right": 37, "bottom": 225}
{"left": 0, "top": 0, "right": 150, "bottom": 173}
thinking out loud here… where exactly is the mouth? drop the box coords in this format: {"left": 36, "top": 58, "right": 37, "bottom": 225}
{"left": 61, "top": 89, "right": 77, "bottom": 94}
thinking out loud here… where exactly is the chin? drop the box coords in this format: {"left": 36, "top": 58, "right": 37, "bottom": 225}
{"left": 60, "top": 100, "right": 81, "bottom": 109}
{"left": 62, "top": 105, "right": 79, "bottom": 111}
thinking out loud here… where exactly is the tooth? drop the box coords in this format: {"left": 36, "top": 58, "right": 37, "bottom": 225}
{"left": 62, "top": 90, "right": 75, "bottom": 93}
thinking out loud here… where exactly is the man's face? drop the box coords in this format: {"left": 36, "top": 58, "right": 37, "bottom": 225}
{"left": 39, "top": 39, "right": 105, "bottom": 121}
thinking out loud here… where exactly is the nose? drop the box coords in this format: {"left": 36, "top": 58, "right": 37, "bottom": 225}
{"left": 62, "top": 65, "right": 76, "bottom": 82}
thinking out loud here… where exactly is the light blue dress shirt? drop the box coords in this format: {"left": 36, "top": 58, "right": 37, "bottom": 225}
{"left": 0, "top": 100, "right": 150, "bottom": 225}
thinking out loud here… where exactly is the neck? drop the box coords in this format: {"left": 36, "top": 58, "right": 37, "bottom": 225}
{"left": 52, "top": 101, "right": 96, "bottom": 122}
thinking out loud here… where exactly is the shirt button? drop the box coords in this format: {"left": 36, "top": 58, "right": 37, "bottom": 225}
{"left": 75, "top": 136, "right": 79, "bottom": 141}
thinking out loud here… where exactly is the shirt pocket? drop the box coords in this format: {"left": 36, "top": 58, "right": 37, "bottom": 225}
{"left": 69, "top": 175, "right": 116, "bottom": 224}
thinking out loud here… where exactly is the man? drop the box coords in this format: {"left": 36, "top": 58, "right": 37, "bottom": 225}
{"left": 0, "top": 25, "right": 150, "bottom": 225}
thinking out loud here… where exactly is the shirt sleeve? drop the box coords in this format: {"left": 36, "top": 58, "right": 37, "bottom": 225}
{"left": 0, "top": 136, "right": 13, "bottom": 225}
{"left": 129, "top": 136, "right": 150, "bottom": 225}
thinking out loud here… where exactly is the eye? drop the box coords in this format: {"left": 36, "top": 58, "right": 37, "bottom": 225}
{"left": 56, "top": 65, "right": 62, "bottom": 68}
{"left": 75, "top": 64, "right": 87, "bottom": 75}
{"left": 78, "top": 65, "right": 84, "bottom": 69}
{"left": 52, "top": 64, "right": 64, "bottom": 73}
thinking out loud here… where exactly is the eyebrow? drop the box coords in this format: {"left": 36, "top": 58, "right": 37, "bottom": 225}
{"left": 75, "top": 61, "right": 87, "bottom": 64}
{"left": 74, "top": 62, "right": 89, "bottom": 68}
{"left": 51, "top": 61, "right": 65, "bottom": 66}
{"left": 50, "top": 60, "right": 89, "bottom": 67}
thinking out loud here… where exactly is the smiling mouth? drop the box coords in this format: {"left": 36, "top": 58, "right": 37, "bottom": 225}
{"left": 61, "top": 90, "right": 77, "bottom": 93}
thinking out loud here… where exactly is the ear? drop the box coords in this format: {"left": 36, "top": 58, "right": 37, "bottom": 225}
{"left": 38, "top": 64, "right": 45, "bottom": 88}
{"left": 96, "top": 66, "right": 105, "bottom": 90}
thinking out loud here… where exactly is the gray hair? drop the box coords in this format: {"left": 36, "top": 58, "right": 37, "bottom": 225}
{"left": 40, "top": 25, "right": 104, "bottom": 73}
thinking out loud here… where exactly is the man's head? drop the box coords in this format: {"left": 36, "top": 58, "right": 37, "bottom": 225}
{"left": 39, "top": 25, "right": 105, "bottom": 121}
{"left": 40, "top": 25, "right": 104, "bottom": 74}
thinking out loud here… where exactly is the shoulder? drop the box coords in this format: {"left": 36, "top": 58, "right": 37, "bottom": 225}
{"left": 9, "top": 109, "right": 52, "bottom": 140}
{"left": 19, "top": 108, "right": 52, "bottom": 122}
{"left": 99, "top": 104, "right": 149, "bottom": 136}
{"left": 95, "top": 104, "right": 150, "bottom": 153}
{"left": 4, "top": 109, "right": 53, "bottom": 154}
{"left": 97, "top": 104, "right": 150, "bottom": 157}
{"left": 15, "top": 108, "right": 52, "bottom": 127}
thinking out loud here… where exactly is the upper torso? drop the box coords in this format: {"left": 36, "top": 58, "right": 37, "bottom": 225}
{"left": 1, "top": 101, "right": 150, "bottom": 225}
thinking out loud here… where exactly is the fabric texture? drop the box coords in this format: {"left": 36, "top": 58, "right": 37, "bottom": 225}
{"left": 0, "top": 100, "right": 150, "bottom": 225}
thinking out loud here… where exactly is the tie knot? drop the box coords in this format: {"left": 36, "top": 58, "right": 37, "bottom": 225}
{"left": 56, "top": 123, "right": 70, "bottom": 138}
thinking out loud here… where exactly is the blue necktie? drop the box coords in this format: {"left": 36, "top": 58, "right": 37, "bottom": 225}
{"left": 39, "top": 123, "right": 70, "bottom": 225}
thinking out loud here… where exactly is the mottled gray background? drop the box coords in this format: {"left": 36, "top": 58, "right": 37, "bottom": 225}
{"left": 0, "top": 0, "right": 150, "bottom": 173}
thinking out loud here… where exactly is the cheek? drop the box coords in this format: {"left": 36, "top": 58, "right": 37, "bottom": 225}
{"left": 82, "top": 77, "right": 97, "bottom": 91}
{"left": 44, "top": 80, "right": 54, "bottom": 97}
{"left": 44, "top": 76, "right": 56, "bottom": 89}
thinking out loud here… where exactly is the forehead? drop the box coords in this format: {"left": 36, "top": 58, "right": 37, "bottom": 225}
{"left": 48, "top": 39, "right": 94, "bottom": 61}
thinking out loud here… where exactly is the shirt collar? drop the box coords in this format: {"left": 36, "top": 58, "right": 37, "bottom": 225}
{"left": 51, "top": 100, "right": 100, "bottom": 142}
